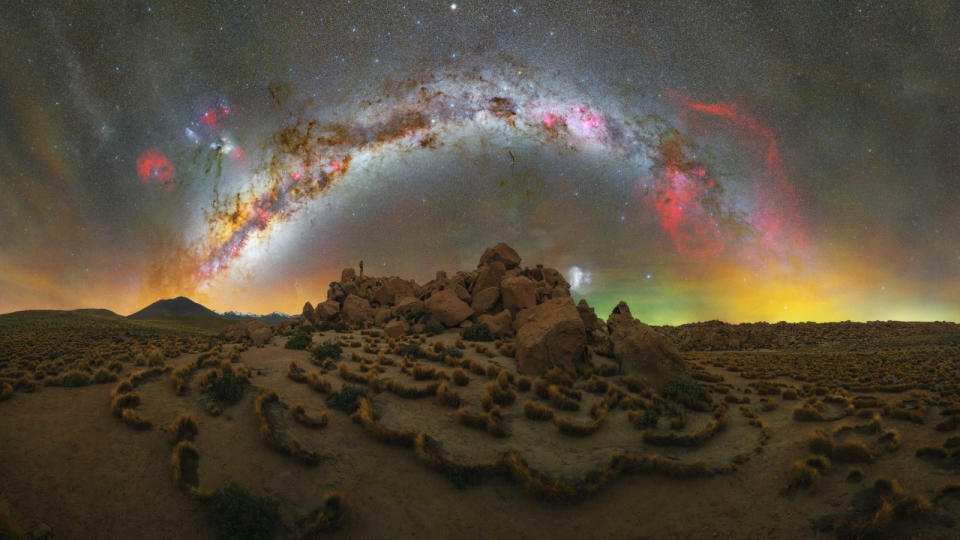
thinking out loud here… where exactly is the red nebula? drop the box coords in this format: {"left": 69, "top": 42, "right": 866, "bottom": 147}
{"left": 668, "top": 93, "right": 809, "bottom": 259}
{"left": 652, "top": 163, "right": 725, "bottom": 258}
{"left": 136, "top": 148, "right": 176, "bottom": 190}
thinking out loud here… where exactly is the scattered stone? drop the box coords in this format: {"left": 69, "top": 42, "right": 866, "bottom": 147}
{"left": 471, "top": 286, "right": 500, "bottom": 314}
{"left": 514, "top": 297, "right": 586, "bottom": 375}
{"left": 478, "top": 242, "right": 521, "bottom": 269}
{"left": 384, "top": 319, "right": 408, "bottom": 338}
{"left": 342, "top": 294, "right": 373, "bottom": 325}
{"left": 501, "top": 275, "right": 537, "bottom": 313}
{"left": 607, "top": 301, "right": 687, "bottom": 391}
{"left": 424, "top": 289, "right": 473, "bottom": 328}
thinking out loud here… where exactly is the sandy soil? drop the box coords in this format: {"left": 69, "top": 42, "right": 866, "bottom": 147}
{"left": 2, "top": 330, "right": 958, "bottom": 539}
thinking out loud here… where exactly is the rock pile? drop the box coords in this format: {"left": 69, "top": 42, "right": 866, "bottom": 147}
{"left": 292, "top": 242, "right": 686, "bottom": 387}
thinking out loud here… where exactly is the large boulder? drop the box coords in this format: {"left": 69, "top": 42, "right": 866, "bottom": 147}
{"left": 473, "top": 261, "right": 506, "bottom": 293}
{"left": 471, "top": 286, "right": 500, "bottom": 314}
{"left": 577, "top": 299, "right": 611, "bottom": 347}
{"left": 326, "top": 282, "right": 346, "bottom": 303}
{"left": 607, "top": 301, "right": 687, "bottom": 391}
{"left": 478, "top": 309, "right": 513, "bottom": 337}
{"left": 501, "top": 275, "right": 537, "bottom": 313}
{"left": 394, "top": 296, "right": 424, "bottom": 316}
{"left": 302, "top": 301, "right": 318, "bottom": 326}
{"left": 316, "top": 300, "right": 340, "bottom": 321}
{"left": 341, "top": 267, "right": 357, "bottom": 282}
{"left": 384, "top": 319, "right": 408, "bottom": 338}
{"left": 374, "top": 307, "right": 392, "bottom": 326}
{"left": 478, "top": 243, "right": 521, "bottom": 269}
{"left": 514, "top": 297, "right": 586, "bottom": 375}
{"left": 373, "top": 277, "right": 418, "bottom": 306}
{"left": 342, "top": 294, "right": 373, "bottom": 325}
{"left": 424, "top": 289, "right": 473, "bottom": 328}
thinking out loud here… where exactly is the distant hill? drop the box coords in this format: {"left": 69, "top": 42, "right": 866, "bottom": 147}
{"left": 72, "top": 308, "right": 121, "bottom": 318}
{"left": 129, "top": 296, "right": 221, "bottom": 319}
{"left": 219, "top": 310, "right": 293, "bottom": 324}
{"left": 127, "top": 296, "right": 234, "bottom": 332}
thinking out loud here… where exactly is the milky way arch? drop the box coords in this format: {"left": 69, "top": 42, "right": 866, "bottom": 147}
{"left": 187, "top": 65, "right": 806, "bottom": 286}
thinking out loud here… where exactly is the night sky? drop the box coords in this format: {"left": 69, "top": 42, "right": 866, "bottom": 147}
{"left": 2, "top": 1, "right": 959, "bottom": 323}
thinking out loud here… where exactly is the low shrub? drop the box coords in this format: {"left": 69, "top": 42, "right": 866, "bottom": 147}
{"left": 326, "top": 385, "right": 366, "bottom": 414}
{"left": 285, "top": 329, "right": 313, "bottom": 350}
{"left": 204, "top": 483, "right": 280, "bottom": 540}
{"left": 208, "top": 371, "right": 246, "bottom": 404}
{"left": 461, "top": 323, "right": 493, "bottom": 342}
{"left": 312, "top": 341, "right": 343, "bottom": 361}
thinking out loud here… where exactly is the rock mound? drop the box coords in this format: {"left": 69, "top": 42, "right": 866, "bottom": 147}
{"left": 292, "top": 243, "right": 685, "bottom": 380}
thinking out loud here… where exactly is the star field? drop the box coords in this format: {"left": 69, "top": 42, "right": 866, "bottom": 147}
{"left": 1, "top": 1, "right": 958, "bottom": 323}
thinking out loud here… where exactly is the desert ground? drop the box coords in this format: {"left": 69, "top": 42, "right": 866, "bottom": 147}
{"left": 3, "top": 246, "right": 960, "bottom": 539}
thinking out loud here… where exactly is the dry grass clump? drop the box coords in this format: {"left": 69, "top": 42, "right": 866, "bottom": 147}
{"left": 516, "top": 376, "right": 531, "bottom": 391}
{"left": 555, "top": 410, "right": 605, "bottom": 437}
{"left": 120, "top": 408, "right": 152, "bottom": 429}
{"left": 387, "top": 379, "right": 440, "bottom": 399}
{"left": 306, "top": 372, "right": 333, "bottom": 393}
{"left": 292, "top": 405, "right": 328, "bottom": 428}
{"left": 808, "top": 428, "right": 834, "bottom": 455}
{"left": 484, "top": 380, "right": 517, "bottom": 406}
{"left": 805, "top": 454, "right": 831, "bottom": 471}
{"left": 793, "top": 404, "right": 826, "bottom": 421}
{"left": 338, "top": 362, "right": 368, "bottom": 384}
{"left": 832, "top": 440, "right": 874, "bottom": 463}
{"left": 781, "top": 388, "right": 799, "bottom": 400}
{"left": 287, "top": 361, "right": 308, "bottom": 383}
{"left": 584, "top": 376, "right": 609, "bottom": 394}
{"left": 351, "top": 396, "right": 416, "bottom": 447}
{"left": 412, "top": 364, "right": 441, "bottom": 381}
{"left": 254, "top": 390, "right": 323, "bottom": 465}
{"left": 523, "top": 400, "right": 554, "bottom": 421}
{"left": 877, "top": 429, "right": 901, "bottom": 452}
{"left": 170, "top": 364, "right": 195, "bottom": 395}
{"left": 786, "top": 460, "right": 820, "bottom": 491}
{"left": 451, "top": 368, "right": 470, "bottom": 386}
{"left": 833, "top": 477, "right": 932, "bottom": 540}
{"left": 167, "top": 413, "right": 199, "bottom": 444}
{"left": 0, "top": 382, "right": 12, "bottom": 401}
{"left": 548, "top": 385, "right": 580, "bottom": 411}
{"left": 128, "top": 365, "right": 169, "bottom": 386}
{"left": 436, "top": 382, "right": 461, "bottom": 407}
{"left": 457, "top": 406, "right": 506, "bottom": 438}
{"left": 532, "top": 377, "right": 550, "bottom": 399}
{"left": 171, "top": 440, "right": 200, "bottom": 491}
{"left": 300, "top": 491, "right": 348, "bottom": 534}
{"left": 642, "top": 412, "right": 727, "bottom": 447}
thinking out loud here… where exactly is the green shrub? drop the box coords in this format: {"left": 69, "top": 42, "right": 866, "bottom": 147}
{"left": 312, "top": 341, "right": 343, "bottom": 361}
{"left": 285, "top": 329, "right": 312, "bottom": 350}
{"left": 424, "top": 319, "right": 445, "bottom": 335}
{"left": 398, "top": 343, "right": 426, "bottom": 359}
{"left": 637, "top": 408, "right": 660, "bottom": 428}
{"left": 326, "top": 385, "right": 366, "bottom": 413}
{"left": 333, "top": 321, "right": 350, "bottom": 333}
{"left": 441, "top": 347, "right": 464, "bottom": 361}
{"left": 204, "top": 483, "right": 280, "bottom": 540}
{"left": 461, "top": 323, "right": 492, "bottom": 342}
{"left": 663, "top": 379, "right": 706, "bottom": 401}
{"left": 209, "top": 371, "right": 246, "bottom": 403}
{"left": 316, "top": 321, "right": 334, "bottom": 332}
